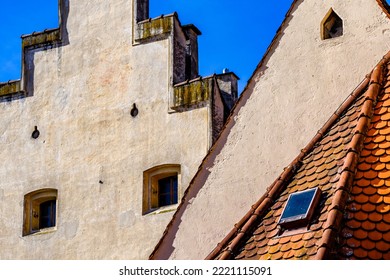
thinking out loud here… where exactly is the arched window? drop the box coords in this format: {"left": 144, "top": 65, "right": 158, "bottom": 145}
{"left": 321, "top": 8, "right": 343, "bottom": 40}
{"left": 23, "top": 189, "right": 58, "bottom": 236}
{"left": 142, "top": 164, "right": 180, "bottom": 215}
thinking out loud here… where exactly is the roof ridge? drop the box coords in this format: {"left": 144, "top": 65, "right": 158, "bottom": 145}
{"left": 315, "top": 53, "right": 390, "bottom": 259}
{"left": 206, "top": 75, "right": 373, "bottom": 260}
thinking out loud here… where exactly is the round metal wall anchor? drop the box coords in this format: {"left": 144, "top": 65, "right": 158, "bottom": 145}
{"left": 31, "top": 126, "right": 40, "bottom": 139}
{"left": 130, "top": 103, "right": 139, "bottom": 117}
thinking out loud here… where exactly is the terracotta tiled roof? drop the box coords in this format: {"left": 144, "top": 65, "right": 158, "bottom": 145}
{"left": 207, "top": 52, "right": 390, "bottom": 260}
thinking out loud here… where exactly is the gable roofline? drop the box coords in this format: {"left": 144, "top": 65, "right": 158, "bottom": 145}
{"left": 149, "top": 0, "right": 390, "bottom": 259}
{"left": 377, "top": 0, "right": 390, "bottom": 18}
{"left": 207, "top": 51, "right": 390, "bottom": 260}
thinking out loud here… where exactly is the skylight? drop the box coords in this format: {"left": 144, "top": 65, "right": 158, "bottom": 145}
{"left": 278, "top": 187, "right": 322, "bottom": 229}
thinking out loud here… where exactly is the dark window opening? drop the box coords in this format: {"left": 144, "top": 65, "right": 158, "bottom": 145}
{"left": 321, "top": 9, "right": 343, "bottom": 40}
{"left": 158, "top": 175, "right": 178, "bottom": 207}
{"left": 39, "top": 199, "right": 56, "bottom": 229}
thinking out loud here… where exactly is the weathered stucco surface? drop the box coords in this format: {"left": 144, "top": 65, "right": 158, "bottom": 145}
{"left": 153, "top": 0, "right": 390, "bottom": 259}
{"left": 0, "top": 0, "right": 216, "bottom": 259}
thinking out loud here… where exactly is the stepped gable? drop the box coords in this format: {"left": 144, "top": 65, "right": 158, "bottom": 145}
{"left": 206, "top": 51, "right": 390, "bottom": 260}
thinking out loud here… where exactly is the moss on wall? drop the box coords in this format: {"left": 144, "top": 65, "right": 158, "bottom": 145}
{"left": 136, "top": 16, "right": 173, "bottom": 41}
{"left": 173, "top": 78, "right": 212, "bottom": 108}
{"left": 0, "top": 80, "right": 21, "bottom": 97}
{"left": 22, "top": 28, "right": 61, "bottom": 49}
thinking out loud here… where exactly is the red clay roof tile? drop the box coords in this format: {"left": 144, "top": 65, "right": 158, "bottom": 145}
{"left": 368, "top": 212, "right": 383, "bottom": 223}
{"left": 361, "top": 239, "right": 376, "bottom": 250}
{"left": 355, "top": 194, "right": 370, "bottom": 204}
{"left": 362, "top": 187, "right": 378, "bottom": 196}
{"left": 256, "top": 245, "right": 269, "bottom": 256}
{"left": 367, "top": 250, "right": 382, "bottom": 259}
{"left": 361, "top": 203, "right": 376, "bottom": 213}
{"left": 368, "top": 230, "right": 383, "bottom": 242}
{"left": 376, "top": 203, "right": 390, "bottom": 213}
{"left": 384, "top": 251, "right": 390, "bottom": 259}
{"left": 375, "top": 240, "right": 390, "bottom": 252}
{"left": 301, "top": 231, "right": 315, "bottom": 241}
{"left": 368, "top": 193, "right": 383, "bottom": 204}
{"left": 294, "top": 248, "right": 308, "bottom": 259}
{"left": 375, "top": 222, "right": 390, "bottom": 233}
{"left": 354, "top": 248, "right": 369, "bottom": 259}
{"left": 346, "top": 219, "right": 361, "bottom": 230}
{"left": 372, "top": 178, "right": 385, "bottom": 187}
{"left": 271, "top": 251, "right": 285, "bottom": 260}
{"left": 282, "top": 250, "right": 295, "bottom": 259}
{"left": 383, "top": 231, "right": 390, "bottom": 242}
{"left": 346, "top": 237, "right": 360, "bottom": 248}
{"left": 373, "top": 120, "right": 387, "bottom": 129}
{"left": 280, "top": 243, "right": 292, "bottom": 252}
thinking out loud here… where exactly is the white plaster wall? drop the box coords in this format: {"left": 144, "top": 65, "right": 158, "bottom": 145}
{"left": 0, "top": 0, "right": 210, "bottom": 259}
{"left": 164, "top": 0, "right": 390, "bottom": 259}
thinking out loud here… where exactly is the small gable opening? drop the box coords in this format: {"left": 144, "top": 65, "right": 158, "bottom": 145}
{"left": 321, "top": 8, "right": 343, "bottom": 40}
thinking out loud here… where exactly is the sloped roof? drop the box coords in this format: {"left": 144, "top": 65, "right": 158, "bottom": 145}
{"left": 207, "top": 52, "right": 390, "bottom": 260}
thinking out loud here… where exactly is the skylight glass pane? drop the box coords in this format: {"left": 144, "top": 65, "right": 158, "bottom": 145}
{"left": 281, "top": 189, "right": 316, "bottom": 220}
{"left": 278, "top": 187, "right": 321, "bottom": 229}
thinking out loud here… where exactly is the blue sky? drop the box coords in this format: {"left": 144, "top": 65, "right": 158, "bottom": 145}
{"left": 8, "top": 0, "right": 385, "bottom": 92}
{"left": 0, "top": 0, "right": 294, "bottom": 92}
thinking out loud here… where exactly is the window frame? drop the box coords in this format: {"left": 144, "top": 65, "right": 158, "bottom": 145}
{"left": 142, "top": 164, "right": 181, "bottom": 215}
{"left": 23, "top": 188, "right": 58, "bottom": 236}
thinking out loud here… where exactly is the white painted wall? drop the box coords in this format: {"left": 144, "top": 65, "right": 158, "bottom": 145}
{"left": 0, "top": 0, "right": 211, "bottom": 259}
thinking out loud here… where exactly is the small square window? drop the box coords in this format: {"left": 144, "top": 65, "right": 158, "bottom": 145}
{"left": 143, "top": 164, "right": 181, "bottom": 215}
{"left": 278, "top": 187, "right": 321, "bottom": 229}
{"left": 23, "top": 189, "right": 58, "bottom": 236}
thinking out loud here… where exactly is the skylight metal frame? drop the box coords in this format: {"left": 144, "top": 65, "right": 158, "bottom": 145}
{"left": 278, "top": 187, "right": 322, "bottom": 229}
